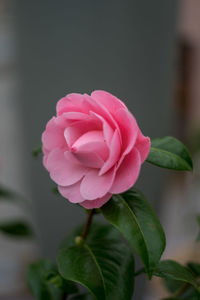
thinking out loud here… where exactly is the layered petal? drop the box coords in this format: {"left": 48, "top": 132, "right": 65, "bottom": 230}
{"left": 110, "top": 148, "right": 141, "bottom": 194}
{"left": 80, "top": 193, "right": 112, "bottom": 209}
{"left": 58, "top": 180, "right": 84, "bottom": 203}
{"left": 91, "top": 90, "right": 127, "bottom": 114}
{"left": 72, "top": 151, "right": 104, "bottom": 168}
{"left": 135, "top": 130, "right": 151, "bottom": 163}
{"left": 64, "top": 118, "right": 101, "bottom": 148}
{"left": 99, "top": 130, "right": 121, "bottom": 175}
{"left": 42, "top": 117, "right": 66, "bottom": 152}
{"left": 56, "top": 93, "right": 86, "bottom": 116}
{"left": 90, "top": 111, "right": 114, "bottom": 146}
{"left": 114, "top": 108, "right": 139, "bottom": 155}
{"left": 42, "top": 90, "right": 149, "bottom": 209}
{"left": 72, "top": 130, "right": 109, "bottom": 161}
{"left": 63, "top": 111, "right": 89, "bottom": 121}
{"left": 80, "top": 168, "right": 115, "bottom": 200}
{"left": 84, "top": 93, "right": 122, "bottom": 142}
{"left": 46, "top": 149, "right": 88, "bottom": 186}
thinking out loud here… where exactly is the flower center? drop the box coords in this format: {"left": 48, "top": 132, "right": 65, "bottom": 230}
{"left": 72, "top": 130, "right": 109, "bottom": 161}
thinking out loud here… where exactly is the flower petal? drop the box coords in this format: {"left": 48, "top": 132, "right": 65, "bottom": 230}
{"left": 80, "top": 193, "right": 112, "bottom": 209}
{"left": 72, "top": 151, "right": 104, "bottom": 168}
{"left": 80, "top": 168, "right": 115, "bottom": 200}
{"left": 56, "top": 93, "right": 86, "bottom": 116}
{"left": 90, "top": 111, "right": 114, "bottom": 146}
{"left": 91, "top": 90, "right": 127, "bottom": 114}
{"left": 46, "top": 149, "right": 88, "bottom": 186}
{"left": 110, "top": 148, "right": 141, "bottom": 194}
{"left": 135, "top": 130, "right": 151, "bottom": 163}
{"left": 114, "top": 108, "right": 139, "bottom": 155}
{"left": 63, "top": 111, "right": 89, "bottom": 121}
{"left": 42, "top": 117, "right": 66, "bottom": 151}
{"left": 99, "top": 130, "right": 121, "bottom": 175}
{"left": 64, "top": 119, "right": 101, "bottom": 148}
{"left": 72, "top": 130, "right": 109, "bottom": 161}
{"left": 58, "top": 180, "right": 84, "bottom": 203}
{"left": 84, "top": 93, "right": 122, "bottom": 143}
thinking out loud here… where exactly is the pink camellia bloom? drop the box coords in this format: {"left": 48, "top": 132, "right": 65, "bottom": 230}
{"left": 42, "top": 91, "right": 150, "bottom": 209}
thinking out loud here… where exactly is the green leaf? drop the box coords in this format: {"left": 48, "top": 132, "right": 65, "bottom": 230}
{"left": 187, "top": 262, "right": 200, "bottom": 277}
{"left": 146, "top": 136, "right": 193, "bottom": 171}
{"left": 163, "top": 277, "right": 183, "bottom": 294}
{"left": 32, "top": 144, "right": 42, "bottom": 157}
{"left": 154, "top": 260, "right": 199, "bottom": 290}
{"left": 27, "top": 259, "right": 63, "bottom": 300}
{"left": 45, "top": 270, "right": 78, "bottom": 294}
{"left": 0, "top": 220, "right": 33, "bottom": 237}
{"left": 57, "top": 223, "right": 135, "bottom": 300}
{"left": 179, "top": 286, "right": 200, "bottom": 299}
{"left": 162, "top": 262, "right": 200, "bottom": 299}
{"left": 101, "top": 189, "right": 166, "bottom": 276}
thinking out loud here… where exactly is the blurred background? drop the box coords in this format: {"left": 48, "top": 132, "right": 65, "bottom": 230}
{"left": 0, "top": 0, "right": 200, "bottom": 299}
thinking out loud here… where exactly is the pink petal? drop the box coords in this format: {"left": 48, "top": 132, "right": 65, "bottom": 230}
{"left": 64, "top": 119, "right": 101, "bottom": 148}
{"left": 84, "top": 94, "right": 122, "bottom": 143}
{"left": 80, "top": 193, "right": 112, "bottom": 209}
{"left": 56, "top": 93, "right": 86, "bottom": 116}
{"left": 99, "top": 130, "right": 121, "bottom": 175}
{"left": 114, "top": 108, "right": 139, "bottom": 155}
{"left": 91, "top": 90, "right": 127, "bottom": 114}
{"left": 57, "top": 93, "right": 103, "bottom": 117}
{"left": 80, "top": 168, "right": 115, "bottom": 200}
{"left": 42, "top": 117, "right": 66, "bottom": 151}
{"left": 72, "top": 130, "right": 109, "bottom": 161}
{"left": 90, "top": 112, "right": 114, "bottom": 146}
{"left": 110, "top": 148, "right": 141, "bottom": 194}
{"left": 58, "top": 180, "right": 84, "bottom": 203}
{"left": 72, "top": 151, "right": 104, "bottom": 168}
{"left": 46, "top": 149, "right": 88, "bottom": 186}
{"left": 135, "top": 130, "right": 151, "bottom": 163}
{"left": 63, "top": 111, "right": 89, "bottom": 121}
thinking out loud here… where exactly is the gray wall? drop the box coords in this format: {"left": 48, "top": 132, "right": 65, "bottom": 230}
{"left": 14, "top": 1, "right": 177, "bottom": 298}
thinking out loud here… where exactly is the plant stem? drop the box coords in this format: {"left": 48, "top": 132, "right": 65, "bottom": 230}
{"left": 81, "top": 209, "right": 94, "bottom": 240}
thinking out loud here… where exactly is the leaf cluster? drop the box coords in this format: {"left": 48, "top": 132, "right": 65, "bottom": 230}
{"left": 27, "top": 137, "right": 199, "bottom": 299}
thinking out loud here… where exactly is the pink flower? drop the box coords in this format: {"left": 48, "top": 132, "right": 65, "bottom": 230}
{"left": 42, "top": 91, "right": 150, "bottom": 209}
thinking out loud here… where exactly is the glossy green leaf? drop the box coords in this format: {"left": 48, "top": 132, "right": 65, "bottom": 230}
{"left": 179, "top": 286, "right": 200, "bottom": 299}
{"left": 0, "top": 220, "right": 33, "bottom": 237}
{"left": 154, "top": 260, "right": 199, "bottom": 290}
{"left": 101, "top": 189, "right": 166, "bottom": 276}
{"left": 27, "top": 259, "right": 63, "bottom": 300}
{"left": 57, "top": 223, "right": 135, "bottom": 300}
{"left": 187, "top": 262, "right": 200, "bottom": 277}
{"left": 162, "top": 262, "right": 200, "bottom": 299}
{"left": 163, "top": 276, "right": 183, "bottom": 294}
{"left": 162, "top": 285, "right": 200, "bottom": 300}
{"left": 146, "top": 136, "right": 193, "bottom": 171}
{"left": 45, "top": 270, "right": 78, "bottom": 294}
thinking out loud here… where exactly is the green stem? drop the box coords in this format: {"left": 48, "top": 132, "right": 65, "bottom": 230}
{"left": 81, "top": 209, "right": 94, "bottom": 240}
